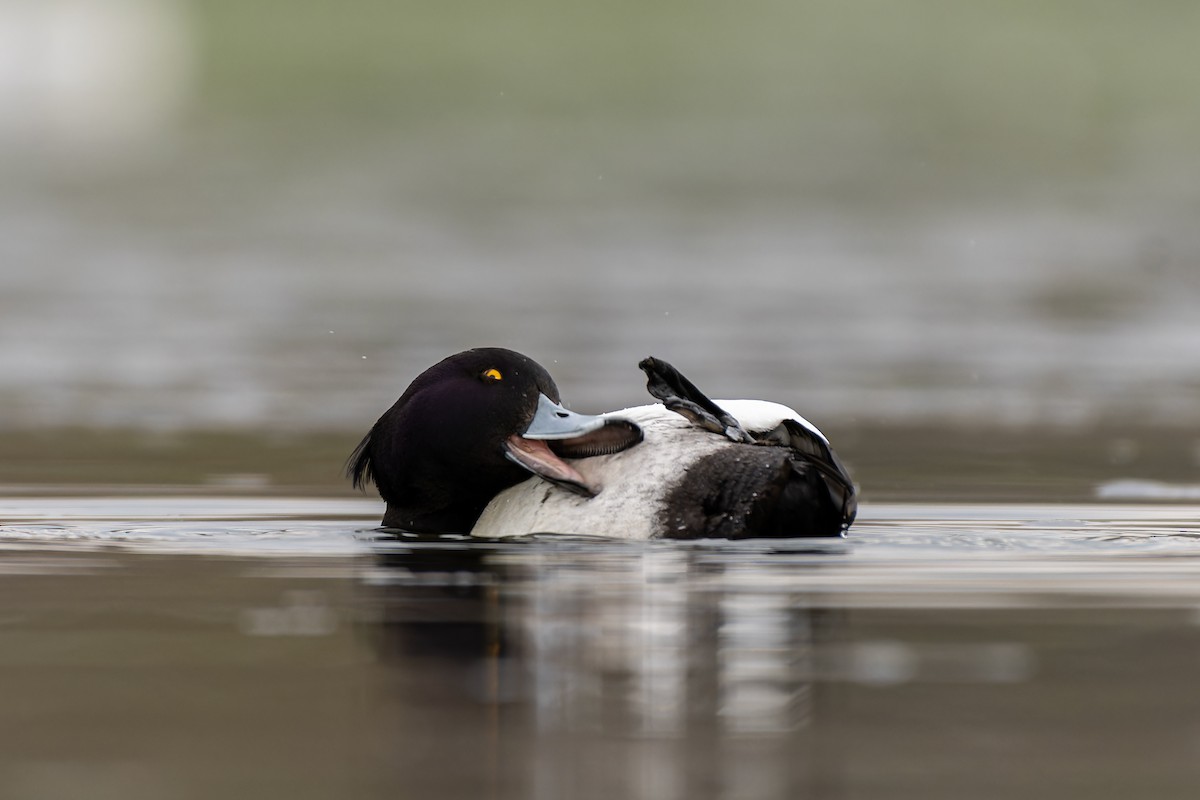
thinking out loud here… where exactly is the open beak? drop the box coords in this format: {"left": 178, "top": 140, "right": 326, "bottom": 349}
{"left": 503, "top": 394, "right": 642, "bottom": 497}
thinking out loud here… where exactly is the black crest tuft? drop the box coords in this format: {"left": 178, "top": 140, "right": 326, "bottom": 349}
{"left": 346, "top": 431, "right": 374, "bottom": 490}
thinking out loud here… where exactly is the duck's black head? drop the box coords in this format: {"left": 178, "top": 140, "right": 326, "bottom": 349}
{"left": 348, "top": 347, "right": 641, "bottom": 533}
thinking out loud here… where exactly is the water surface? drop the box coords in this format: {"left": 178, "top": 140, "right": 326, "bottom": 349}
{"left": 2, "top": 498, "right": 1199, "bottom": 799}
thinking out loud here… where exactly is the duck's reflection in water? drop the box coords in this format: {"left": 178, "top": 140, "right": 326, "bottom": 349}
{"left": 365, "top": 537, "right": 848, "bottom": 800}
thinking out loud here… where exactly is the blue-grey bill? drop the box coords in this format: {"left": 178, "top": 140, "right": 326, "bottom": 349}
{"left": 522, "top": 394, "right": 609, "bottom": 440}
{"left": 503, "top": 394, "right": 643, "bottom": 496}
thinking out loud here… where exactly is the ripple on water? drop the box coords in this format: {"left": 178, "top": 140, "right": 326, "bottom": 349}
{"left": 2, "top": 499, "right": 1200, "bottom": 601}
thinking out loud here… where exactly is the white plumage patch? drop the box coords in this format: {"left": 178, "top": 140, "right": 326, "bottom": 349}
{"left": 714, "top": 399, "right": 827, "bottom": 443}
{"left": 471, "top": 400, "right": 809, "bottom": 539}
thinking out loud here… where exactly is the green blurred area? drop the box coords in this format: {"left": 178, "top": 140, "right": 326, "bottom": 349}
{"left": 192, "top": 0, "right": 1200, "bottom": 205}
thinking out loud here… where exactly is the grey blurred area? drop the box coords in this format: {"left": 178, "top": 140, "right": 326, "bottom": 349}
{"left": 3, "top": 0, "right": 1200, "bottom": 431}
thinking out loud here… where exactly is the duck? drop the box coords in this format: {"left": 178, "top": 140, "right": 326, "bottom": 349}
{"left": 348, "top": 348, "right": 856, "bottom": 539}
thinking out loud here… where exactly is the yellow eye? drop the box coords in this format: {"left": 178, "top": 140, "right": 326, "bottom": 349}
{"left": 482, "top": 368, "right": 503, "bottom": 382}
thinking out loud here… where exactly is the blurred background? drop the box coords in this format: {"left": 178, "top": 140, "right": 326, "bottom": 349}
{"left": 2, "top": 0, "right": 1199, "bottom": 493}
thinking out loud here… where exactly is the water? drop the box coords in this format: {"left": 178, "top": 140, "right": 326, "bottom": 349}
{"left": 3, "top": 497, "right": 1200, "bottom": 799}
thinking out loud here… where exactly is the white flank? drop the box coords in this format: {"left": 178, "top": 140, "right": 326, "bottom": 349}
{"left": 471, "top": 400, "right": 816, "bottom": 539}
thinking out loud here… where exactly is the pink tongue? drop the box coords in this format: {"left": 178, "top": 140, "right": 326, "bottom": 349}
{"left": 505, "top": 435, "right": 598, "bottom": 496}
